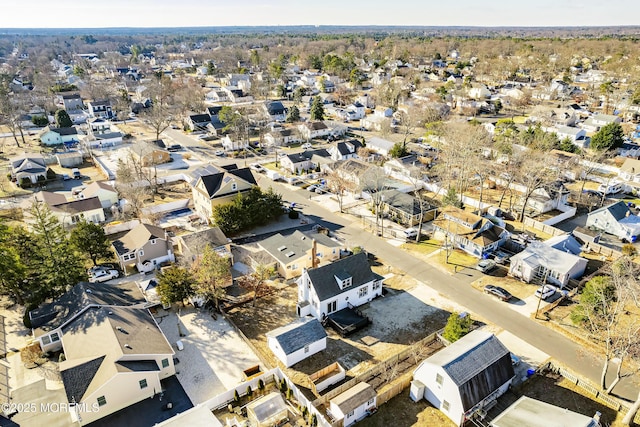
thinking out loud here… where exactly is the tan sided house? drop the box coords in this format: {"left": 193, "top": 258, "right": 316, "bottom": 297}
{"left": 112, "top": 223, "right": 175, "bottom": 273}
{"left": 191, "top": 167, "right": 257, "bottom": 222}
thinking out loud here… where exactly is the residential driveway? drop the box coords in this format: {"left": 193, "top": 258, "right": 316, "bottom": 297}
{"left": 155, "top": 307, "right": 261, "bottom": 404}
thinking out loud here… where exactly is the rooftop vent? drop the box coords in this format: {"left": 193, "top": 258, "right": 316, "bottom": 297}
{"left": 85, "top": 289, "right": 92, "bottom": 293}
{"left": 124, "top": 344, "right": 132, "bottom": 349}
{"left": 277, "top": 246, "right": 287, "bottom": 251}
{"left": 108, "top": 311, "right": 113, "bottom": 315}
{"left": 285, "top": 251, "right": 295, "bottom": 258}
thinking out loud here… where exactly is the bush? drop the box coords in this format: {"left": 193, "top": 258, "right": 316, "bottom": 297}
{"left": 58, "top": 353, "right": 66, "bottom": 362}
{"left": 19, "top": 177, "right": 32, "bottom": 188}
{"left": 622, "top": 243, "right": 637, "bottom": 256}
{"left": 442, "top": 312, "right": 472, "bottom": 343}
{"left": 288, "top": 209, "right": 299, "bottom": 219}
{"left": 31, "top": 115, "right": 49, "bottom": 126}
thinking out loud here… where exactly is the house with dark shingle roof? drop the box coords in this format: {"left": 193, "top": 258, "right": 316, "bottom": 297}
{"left": 29, "top": 281, "right": 145, "bottom": 353}
{"left": 413, "top": 329, "right": 515, "bottom": 427}
{"left": 175, "top": 226, "right": 232, "bottom": 262}
{"left": 258, "top": 230, "right": 341, "bottom": 279}
{"left": 39, "top": 125, "right": 79, "bottom": 146}
{"left": 190, "top": 167, "right": 257, "bottom": 221}
{"left": 23, "top": 192, "right": 105, "bottom": 228}
{"left": 112, "top": 223, "right": 174, "bottom": 273}
{"left": 59, "top": 306, "right": 175, "bottom": 425}
{"left": 263, "top": 100, "right": 287, "bottom": 122}
{"left": 328, "top": 139, "right": 363, "bottom": 161}
{"left": 10, "top": 153, "right": 47, "bottom": 184}
{"left": 266, "top": 317, "right": 327, "bottom": 367}
{"left": 297, "top": 253, "right": 383, "bottom": 321}
{"left": 187, "top": 113, "right": 212, "bottom": 131}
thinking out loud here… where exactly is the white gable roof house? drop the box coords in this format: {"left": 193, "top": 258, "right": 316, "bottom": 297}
{"left": 266, "top": 317, "right": 327, "bottom": 367}
{"left": 296, "top": 253, "right": 383, "bottom": 336}
{"left": 328, "top": 382, "right": 377, "bottom": 427}
{"left": 509, "top": 236, "right": 588, "bottom": 288}
{"left": 412, "top": 330, "right": 515, "bottom": 427}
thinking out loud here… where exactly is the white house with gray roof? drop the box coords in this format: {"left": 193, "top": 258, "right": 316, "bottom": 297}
{"left": 586, "top": 200, "right": 640, "bottom": 241}
{"left": 266, "top": 317, "right": 327, "bottom": 367}
{"left": 413, "top": 330, "right": 515, "bottom": 427}
{"left": 328, "top": 382, "right": 377, "bottom": 427}
{"left": 296, "top": 253, "right": 383, "bottom": 321}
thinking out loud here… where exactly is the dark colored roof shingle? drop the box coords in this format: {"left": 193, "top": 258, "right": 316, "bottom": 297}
{"left": 267, "top": 317, "right": 326, "bottom": 355}
{"left": 61, "top": 356, "right": 105, "bottom": 403}
{"left": 306, "top": 253, "right": 381, "bottom": 302}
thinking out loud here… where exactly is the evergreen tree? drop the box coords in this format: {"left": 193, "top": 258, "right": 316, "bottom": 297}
{"left": 54, "top": 109, "right": 73, "bottom": 128}
{"left": 310, "top": 97, "right": 325, "bottom": 121}
{"left": 286, "top": 105, "right": 300, "bottom": 123}
{"left": 70, "top": 220, "right": 113, "bottom": 266}
{"left": 442, "top": 312, "right": 472, "bottom": 343}
{"left": 156, "top": 266, "right": 196, "bottom": 307}
{"left": 590, "top": 122, "right": 624, "bottom": 151}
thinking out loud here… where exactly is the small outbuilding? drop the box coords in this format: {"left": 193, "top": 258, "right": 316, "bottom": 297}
{"left": 328, "top": 382, "right": 377, "bottom": 427}
{"left": 490, "top": 396, "right": 601, "bottom": 427}
{"left": 246, "top": 392, "right": 289, "bottom": 427}
{"left": 266, "top": 317, "right": 327, "bottom": 367}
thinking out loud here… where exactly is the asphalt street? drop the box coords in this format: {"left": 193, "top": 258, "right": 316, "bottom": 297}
{"left": 261, "top": 178, "right": 640, "bottom": 403}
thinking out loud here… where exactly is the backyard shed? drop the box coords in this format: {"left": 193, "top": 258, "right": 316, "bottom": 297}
{"left": 246, "top": 392, "right": 289, "bottom": 427}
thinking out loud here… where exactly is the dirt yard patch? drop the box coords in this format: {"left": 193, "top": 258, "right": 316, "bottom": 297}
{"left": 225, "top": 280, "right": 450, "bottom": 397}
{"left": 471, "top": 273, "right": 539, "bottom": 301}
{"left": 358, "top": 391, "right": 455, "bottom": 427}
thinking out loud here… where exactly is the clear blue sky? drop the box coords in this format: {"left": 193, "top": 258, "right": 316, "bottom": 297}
{"left": 0, "top": 0, "right": 637, "bottom": 28}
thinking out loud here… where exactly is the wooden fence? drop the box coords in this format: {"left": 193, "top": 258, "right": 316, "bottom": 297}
{"left": 584, "top": 241, "right": 622, "bottom": 259}
{"left": 522, "top": 217, "right": 566, "bottom": 237}
{"left": 376, "top": 372, "right": 413, "bottom": 406}
{"left": 545, "top": 362, "right": 640, "bottom": 424}
{"left": 312, "top": 332, "right": 440, "bottom": 407}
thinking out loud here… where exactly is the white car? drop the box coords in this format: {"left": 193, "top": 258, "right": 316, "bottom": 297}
{"left": 534, "top": 284, "right": 557, "bottom": 300}
{"left": 249, "top": 163, "right": 266, "bottom": 173}
{"left": 214, "top": 150, "right": 225, "bottom": 156}
{"left": 301, "top": 143, "right": 313, "bottom": 150}
{"left": 89, "top": 269, "right": 120, "bottom": 283}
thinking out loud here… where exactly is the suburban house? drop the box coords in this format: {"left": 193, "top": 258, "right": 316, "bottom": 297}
{"left": 509, "top": 236, "right": 588, "bottom": 287}
{"left": 281, "top": 153, "right": 313, "bottom": 174}
{"left": 581, "top": 113, "right": 621, "bottom": 133}
{"left": 360, "top": 114, "right": 391, "bottom": 132}
{"left": 520, "top": 181, "right": 571, "bottom": 215}
{"left": 264, "top": 100, "right": 287, "bottom": 122}
{"left": 585, "top": 200, "right": 640, "bottom": 242}
{"left": 112, "top": 223, "right": 175, "bottom": 273}
{"left": 412, "top": 330, "right": 515, "bottom": 427}
{"left": 491, "top": 396, "right": 601, "bottom": 427}
{"left": 328, "top": 139, "right": 363, "bottom": 161}
{"left": 175, "top": 227, "right": 232, "bottom": 263}
{"left": 59, "top": 306, "right": 175, "bottom": 425}
{"left": 365, "top": 137, "right": 395, "bottom": 156}
{"left": 298, "top": 121, "right": 331, "bottom": 140}
{"left": 264, "top": 128, "right": 302, "bottom": 147}
{"left": 383, "top": 154, "right": 430, "bottom": 182}
{"left": 221, "top": 135, "right": 249, "bottom": 152}
{"left": 28, "top": 281, "right": 146, "bottom": 353}
{"left": 10, "top": 153, "right": 47, "bottom": 184}
{"left": 432, "top": 207, "right": 508, "bottom": 258}
{"left": 548, "top": 125, "right": 588, "bottom": 147}
{"left": 618, "top": 158, "right": 640, "bottom": 183}
{"left": 187, "top": 113, "right": 212, "bottom": 131}
{"left": 87, "top": 99, "right": 114, "bottom": 119}
{"left": 57, "top": 93, "right": 84, "bottom": 111}
{"left": 377, "top": 189, "right": 437, "bottom": 226}
{"left": 296, "top": 253, "right": 384, "bottom": 322}
{"left": 191, "top": 167, "right": 257, "bottom": 221}
{"left": 258, "top": 230, "right": 341, "bottom": 279}
{"left": 130, "top": 142, "right": 171, "bottom": 166}
{"left": 328, "top": 382, "right": 377, "bottom": 427}
{"left": 25, "top": 192, "right": 105, "bottom": 227}
{"left": 79, "top": 181, "right": 119, "bottom": 209}
{"left": 39, "top": 126, "right": 79, "bottom": 146}
{"left": 56, "top": 151, "right": 83, "bottom": 168}
{"left": 266, "top": 317, "right": 327, "bottom": 367}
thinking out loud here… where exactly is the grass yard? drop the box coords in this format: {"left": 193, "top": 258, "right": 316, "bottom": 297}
{"left": 470, "top": 271, "right": 538, "bottom": 301}
{"left": 436, "top": 248, "right": 479, "bottom": 273}
{"left": 401, "top": 238, "right": 442, "bottom": 257}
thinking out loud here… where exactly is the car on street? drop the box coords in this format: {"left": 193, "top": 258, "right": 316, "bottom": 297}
{"left": 483, "top": 285, "right": 512, "bottom": 302}
{"left": 88, "top": 269, "right": 120, "bottom": 283}
{"left": 62, "top": 174, "right": 71, "bottom": 181}
{"left": 167, "top": 144, "right": 182, "bottom": 152}
{"left": 475, "top": 259, "right": 497, "bottom": 273}
{"left": 307, "top": 184, "right": 319, "bottom": 192}
{"left": 249, "top": 163, "right": 266, "bottom": 173}
{"left": 534, "top": 284, "right": 557, "bottom": 300}
{"left": 315, "top": 185, "right": 327, "bottom": 194}
{"left": 301, "top": 143, "right": 313, "bottom": 149}
{"left": 214, "top": 150, "right": 225, "bottom": 156}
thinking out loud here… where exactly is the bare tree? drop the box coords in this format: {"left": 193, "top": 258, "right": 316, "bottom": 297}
{"left": 515, "top": 151, "right": 558, "bottom": 222}
{"left": 237, "top": 261, "right": 275, "bottom": 307}
{"left": 193, "top": 245, "right": 231, "bottom": 312}
{"left": 326, "top": 169, "right": 355, "bottom": 213}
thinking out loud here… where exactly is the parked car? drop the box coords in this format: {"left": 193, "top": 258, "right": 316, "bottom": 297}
{"left": 403, "top": 228, "right": 418, "bottom": 240}
{"left": 307, "top": 184, "right": 319, "bottom": 192}
{"left": 249, "top": 163, "right": 266, "bottom": 173}
{"left": 301, "top": 143, "right": 313, "bottom": 150}
{"left": 72, "top": 168, "right": 81, "bottom": 179}
{"left": 88, "top": 269, "right": 120, "bottom": 283}
{"left": 475, "top": 259, "right": 497, "bottom": 273}
{"left": 493, "top": 251, "right": 511, "bottom": 265}
{"left": 62, "top": 174, "right": 71, "bottom": 181}
{"left": 534, "top": 284, "right": 557, "bottom": 300}
{"left": 483, "top": 285, "right": 512, "bottom": 302}
{"left": 167, "top": 144, "right": 182, "bottom": 152}
{"left": 214, "top": 150, "right": 225, "bottom": 156}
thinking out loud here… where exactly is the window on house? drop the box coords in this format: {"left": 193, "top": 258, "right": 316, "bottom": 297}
{"left": 97, "top": 396, "right": 107, "bottom": 406}
{"left": 161, "top": 358, "right": 169, "bottom": 368}
{"left": 347, "top": 411, "right": 354, "bottom": 417}
{"left": 150, "top": 239, "right": 157, "bottom": 245}
{"left": 51, "top": 333, "right": 60, "bottom": 342}
{"left": 291, "top": 264, "right": 298, "bottom": 270}
{"left": 231, "top": 183, "right": 237, "bottom": 191}
{"left": 139, "top": 250, "right": 144, "bottom": 256}
{"left": 442, "top": 400, "right": 450, "bottom": 412}
{"left": 139, "top": 379, "right": 148, "bottom": 389}
{"left": 42, "top": 336, "right": 51, "bottom": 345}
{"left": 436, "top": 373, "right": 444, "bottom": 386}
{"left": 328, "top": 300, "right": 337, "bottom": 313}
{"left": 358, "top": 286, "right": 368, "bottom": 298}
{"left": 373, "top": 281, "right": 381, "bottom": 291}
{"left": 304, "top": 345, "right": 310, "bottom": 353}
{"left": 367, "top": 399, "right": 374, "bottom": 406}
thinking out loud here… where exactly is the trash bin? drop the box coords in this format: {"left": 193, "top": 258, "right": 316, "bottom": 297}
{"left": 526, "top": 368, "right": 535, "bottom": 378}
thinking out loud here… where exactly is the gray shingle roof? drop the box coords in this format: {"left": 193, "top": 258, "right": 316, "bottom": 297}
{"left": 266, "top": 317, "right": 326, "bottom": 355}
{"left": 197, "top": 167, "right": 257, "bottom": 198}
{"left": 305, "top": 253, "right": 381, "bottom": 302}
{"left": 331, "top": 382, "right": 376, "bottom": 414}
{"left": 61, "top": 355, "right": 105, "bottom": 403}
{"left": 588, "top": 200, "right": 631, "bottom": 221}
{"left": 112, "top": 223, "right": 167, "bottom": 255}
{"left": 258, "top": 230, "right": 340, "bottom": 265}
